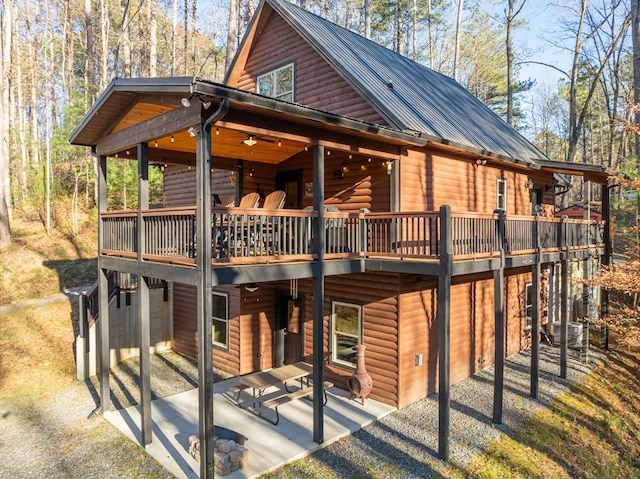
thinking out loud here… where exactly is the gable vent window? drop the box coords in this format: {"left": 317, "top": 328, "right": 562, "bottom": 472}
{"left": 257, "top": 63, "right": 294, "bottom": 102}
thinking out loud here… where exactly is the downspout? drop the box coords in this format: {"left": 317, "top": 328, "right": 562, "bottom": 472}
{"left": 197, "top": 96, "right": 229, "bottom": 479}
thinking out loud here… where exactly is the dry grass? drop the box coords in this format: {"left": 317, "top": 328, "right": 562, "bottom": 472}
{"left": 0, "top": 218, "right": 97, "bottom": 304}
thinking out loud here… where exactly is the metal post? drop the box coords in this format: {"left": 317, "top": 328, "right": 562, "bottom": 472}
{"left": 531, "top": 214, "right": 541, "bottom": 399}
{"left": 601, "top": 183, "right": 611, "bottom": 317}
{"left": 493, "top": 209, "right": 505, "bottom": 424}
{"left": 196, "top": 123, "right": 215, "bottom": 478}
{"left": 437, "top": 205, "right": 452, "bottom": 461}
{"left": 137, "top": 142, "right": 152, "bottom": 446}
{"left": 560, "top": 216, "right": 569, "bottom": 379}
{"left": 97, "top": 151, "right": 111, "bottom": 414}
{"left": 312, "top": 145, "right": 325, "bottom": 444}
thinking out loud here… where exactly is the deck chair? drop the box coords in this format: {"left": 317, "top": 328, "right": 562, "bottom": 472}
{"left": 238, "top": 192, "right": 260, "bottom": 208}
{"left": 262, "top": 190, "right": 286, "bottom": 210}
{"left": 256, "top": 191, "right": 286, "bottom": 253}
{"left": 217, "top": 194, "right": 236, "bottom": 207}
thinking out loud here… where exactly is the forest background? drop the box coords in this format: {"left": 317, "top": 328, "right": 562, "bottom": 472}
{"left": 1, "top": 0, "right": 640, "bottom": 256}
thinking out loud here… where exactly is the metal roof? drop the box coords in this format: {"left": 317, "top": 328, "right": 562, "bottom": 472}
{"left": 267, "top": 0, "right": 548, "bottom": 168}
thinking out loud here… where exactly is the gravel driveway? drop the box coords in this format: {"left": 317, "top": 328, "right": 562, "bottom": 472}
{"left": 0, "top": 338, "right": 603, "bottom": 479}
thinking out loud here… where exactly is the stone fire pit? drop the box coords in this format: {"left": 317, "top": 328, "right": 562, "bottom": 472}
{"left": 188, "top": 433, "right": 249, "bottom": 476}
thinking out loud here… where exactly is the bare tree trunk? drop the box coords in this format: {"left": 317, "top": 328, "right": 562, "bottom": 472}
{"left": 100, "top": 0, "right": 110, "bottom": 88}
{"left": 364, "top": 0, "right": 371, "bottom": 39}
{"left": 225, "top": 0, "right": 238, "bottom": 73}
{"left": 85, "top": 0, "right": 96, "bottom": 104}
{"left": 183, "top": 0, "right": 188, "bottom": 74}
{"left": 427, "top": 0, "right": 433, "bottom": 68}
{"left": 453, "top": 0, "right": 464, "bottom": 81}
{"left": 122, "top": 0, "right": 132, "bottom": 77}
{"left": 567, "top": 0, "right": 587, "bottom": 163}
{"left": 149, "top": 0, "right": 157, "bottom": 77}
{"left": 171, "top": 0, "right": 178, "bottom": 75}
{"left": 0, "top": 0, "right": 13, "bottom": 247}
{"left": 632, "top": 0, "right": 640, "bottom": 168}
{"left": 191, "top": 0, "right": 197, "bottom": 75}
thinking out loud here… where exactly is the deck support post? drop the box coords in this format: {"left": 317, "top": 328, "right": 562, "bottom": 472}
{"left": 196, "top": 122, "right": 215, "bottom": 479}
{"left": 530, "top": 214, "right": 541, "bottom": 399}
{"left": 312, "top": 144, "right": 325, "bottom": 444}
{"left": 137, "top": 142, "right": 152, "bottom": 446}
{"left": 97, "top": 151, "right": 111, "bottom": 415}
{"left": 437, "top": 205, "right": 452, "bottom": 461}
{"left": 560, "top": 217, "right": 569, "bottom": 379}
{"left": 493, "top": 209, "right": 505, "bottom": 425}
{"left": 601, "top": 183, "right": 611, "bottom": 317}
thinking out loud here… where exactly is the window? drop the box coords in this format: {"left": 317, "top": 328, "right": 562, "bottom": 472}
{"left": 525, "top": 282, "right": 533, "bottom": 330}
{"left": 212, "top": 291, "right": 229, "bottom": 348}
{"left": 257, "top": 63, "right": 294, "bottom": 101}
{"left": 330, "top": 301, "right": 362, "bottom": 368}
{"left": 496, "top": 178, "right": 507, "bottom": 211}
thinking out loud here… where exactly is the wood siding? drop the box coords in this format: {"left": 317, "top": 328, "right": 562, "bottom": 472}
{"left": 397, "top": 276, "right": 438, "bottom": 408}
{"left": 239, "top": 285, "right": 277, "bottom": 374}
{"left": 164, "top": 166, "right": 235, "bottom": 207}
{"left": 401, "top": 148, "right": 534, "bottom": 215}
{"left": 231, "top": 11, "right": 387, "bottom": 124}
{"left": 278, "top": 151, "right": 391, "bottom": 211}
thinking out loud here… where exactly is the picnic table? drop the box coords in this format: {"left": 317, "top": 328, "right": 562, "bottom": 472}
{"left": 231, "top": 362, "right": 331, "bottom": 425}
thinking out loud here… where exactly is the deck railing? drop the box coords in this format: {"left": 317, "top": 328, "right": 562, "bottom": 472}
{"left": 99, "top": 207, "right": 605, "bottom": 265}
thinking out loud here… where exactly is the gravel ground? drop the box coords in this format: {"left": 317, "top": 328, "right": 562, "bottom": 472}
{"left": 272, "top": 344, "right": 605, "bottom": 479}
{"left": 0, "top": 334, "right": 603, "bottom": 479}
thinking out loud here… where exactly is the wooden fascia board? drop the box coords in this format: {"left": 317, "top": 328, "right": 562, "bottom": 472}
{"left": 96, "top": 103, "right": 202, "bottom": 156}
{"left": 219, "top": 110, "right": 405, "bottom": 160}
{"left": 99, "top": 255, "right": 199, "bottom": 285}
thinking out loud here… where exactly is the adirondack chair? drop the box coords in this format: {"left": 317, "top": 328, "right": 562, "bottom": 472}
{"left": 238, "top": 192, "right": 260, "bottom": 208}
{"left": 257, "top": 191, "right": 286, "bottom": 253}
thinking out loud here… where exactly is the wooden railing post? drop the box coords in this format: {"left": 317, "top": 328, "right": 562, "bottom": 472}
{"left": 437, "top": 205, "right": 452, "bottom": 461}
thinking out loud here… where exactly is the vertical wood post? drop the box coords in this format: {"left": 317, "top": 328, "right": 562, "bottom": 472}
{"left": 196, "top": 123, "right": 215, "bottom": 478}
{"left": 97, "top": 151, "right": 111, "bottom": 414}
{"left": 437, "top": 205, "right": 452, "bottom": 461}
{"left": 531, "top": 214, "right": 541, "bottom": 399}
{"left": 312, "top": 145, "right": 325, "bottom": 444}
{"left": 137, "top": 142, "right": 152, "bottom": 446}
{"left": 493, "top": 209, "right": 505, "bottom": 424}
{"left": 560, "top": 216, "right": 569, "bottom": 379}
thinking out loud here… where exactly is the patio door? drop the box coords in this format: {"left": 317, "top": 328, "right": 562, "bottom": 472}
{"left": 275, "top": 170, "right": 302, "bottom": 209}
{"left": 275, "top": 291, "right": 304, "bottom": 367}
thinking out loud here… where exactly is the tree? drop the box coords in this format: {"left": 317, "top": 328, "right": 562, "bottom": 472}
{"left": 632, "top": 0, "right": 640, "bottom": 167}
{"left": 0, "top": 0, "right": 13, "bottom": 247}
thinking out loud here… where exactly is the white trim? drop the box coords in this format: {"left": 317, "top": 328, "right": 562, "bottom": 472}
{"left": 257, "top": 63, "right": 295, "bottom": 101}
{"left": 496, "top": 177, "right": 508, "bottom": 211}
{"left": 212, "top": 290, "right": 229, "bottom": 350}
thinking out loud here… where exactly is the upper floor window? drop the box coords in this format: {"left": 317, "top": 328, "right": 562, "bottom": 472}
{"left": 212, "top": 290, "right": 229, "bottom": 349}
{"left": 257, "top": 63, "right": 294, "bottom": 101}
{"left": 496, "top": 178, "right": 507, "bottom": 211}
{"left": 330, "top": 301, "right": 362, "bottom": 369}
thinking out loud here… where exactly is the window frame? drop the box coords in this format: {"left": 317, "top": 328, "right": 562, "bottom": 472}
{"left": 256, "top": 62, "right": 295, "bottom": 101}
{"left": 212, "top": 290, "right": 229, "bottom": 350}
{"left": 525, "top": 281, "right": 533, "bottom": 331}
{"left": 330, "top": 300, "right": 363, "bottom": 369}
{"left": 496, "top": 177, "right": 508, "bottom": 211}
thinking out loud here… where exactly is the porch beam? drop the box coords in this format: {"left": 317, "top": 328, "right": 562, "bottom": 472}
{"left": 98, "top": 255, "right": 199, "bottom": 285}
{"left": 137, "top": 143, "right": 152, "bottom": 446}
{"left": 95, "top": 102, "right": 202, "bottom": 156}
{"left": 196, "top": 122, "right": 215, "bottom": 478}
{"left": 312, "top": 145, "right": 325, "bottom": 444}
{"left": 530, "top": 215, "right": 541, "bottom": 399}
{"left": 97, "top": 151, "right": 111, "bottom": 415}
{"left": 493, "top": 210, "right": 506, "bottom": 425}
{"left": 437, "top": 205, "right": 452, "bottom": 461}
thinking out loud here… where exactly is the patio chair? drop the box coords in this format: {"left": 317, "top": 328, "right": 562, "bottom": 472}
{"left": 257, "top": 190, "right": 286, "bottom": 253}
{"left": 238, "top": 192, "right": 260, "bottom": 208}
{"left": 214, "top": 194, "right": 236, "bottom": 207}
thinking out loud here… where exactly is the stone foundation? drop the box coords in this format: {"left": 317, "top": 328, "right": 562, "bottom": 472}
{"left": 188, "top": 435, "right": 249, "bottom": 475}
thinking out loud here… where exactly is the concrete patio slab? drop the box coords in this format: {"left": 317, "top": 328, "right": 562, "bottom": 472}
{"left": 105, "top": 377, "right": 396, "bottom": 478}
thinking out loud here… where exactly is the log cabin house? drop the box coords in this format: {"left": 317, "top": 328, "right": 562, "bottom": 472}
{"left": 70, "top": 0, "right": 616, "bottom": 476}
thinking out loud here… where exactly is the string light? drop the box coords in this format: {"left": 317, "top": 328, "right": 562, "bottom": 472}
{"left": 154, "top": 140, "right": 158, "bottom": 147}
{"left": 170, "top": 135, "right": 174, "bottom": 143}
{"left": 215, "top": 128, "right": 219, "bottom": 135}
{"left": 278, "top": 139, "right": 282, "bottom": 147}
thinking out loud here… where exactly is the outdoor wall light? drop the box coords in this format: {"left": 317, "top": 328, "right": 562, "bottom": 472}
{"left": 180, "top": 97, "right": 191, "bottom": 107}
{"left": 386, "top": 160, "right": 393, "bottom": 174}
{"left": 525, "top": 179, "right": 535, "bottom": 190}
{"left": 475, "top": 158, "right": 487, "bottom": 165}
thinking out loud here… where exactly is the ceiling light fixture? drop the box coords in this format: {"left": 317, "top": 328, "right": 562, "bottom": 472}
{"left": 243, "top": 136, "right": 257, "bottom": 147}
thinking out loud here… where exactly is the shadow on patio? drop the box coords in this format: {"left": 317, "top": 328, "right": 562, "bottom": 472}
{"left": 104, "top": 375, "right": 396, "bottom": 478}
